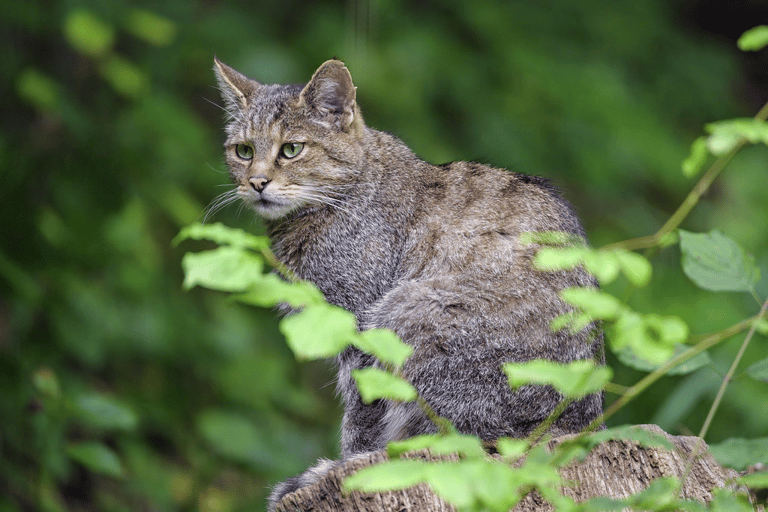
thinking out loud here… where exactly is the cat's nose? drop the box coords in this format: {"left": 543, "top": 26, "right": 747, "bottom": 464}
{"left": 249, "top": 175, "right": 270, "bottom": 193}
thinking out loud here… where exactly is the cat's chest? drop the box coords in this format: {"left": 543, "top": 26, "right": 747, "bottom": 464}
{"left": 271, "top": 213, "right": 401, "bottom": 315}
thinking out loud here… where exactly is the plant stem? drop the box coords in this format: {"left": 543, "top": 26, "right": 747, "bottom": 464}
{"left": 526, "top": 397, "right": 573, "bottom": 445}
{"left": 602, "top": 99, "right": 768, "bottom": 253}
{"left": 678, "top": 296, "right": 768, "bottom": 496}
{"left": 260, "top": 246, "right": 299, "bottom": 282}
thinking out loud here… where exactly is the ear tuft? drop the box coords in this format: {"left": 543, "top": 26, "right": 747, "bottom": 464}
{"left": 213, "top": 57, "right": 260, "bottom": 111}
{"left": 299, "top": 60, "right": 358, "bottom": 130}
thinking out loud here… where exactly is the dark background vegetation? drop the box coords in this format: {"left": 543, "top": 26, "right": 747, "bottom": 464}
{"left": 2, "top": 0, "right": 767, "bottom": 510}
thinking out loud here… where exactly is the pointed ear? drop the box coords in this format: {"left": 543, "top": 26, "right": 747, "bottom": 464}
{"left": 213, "top": 56, "right": 259, "bottom": 111}
{"left": 299, "top": 60, "right": 359, "bottom": 131}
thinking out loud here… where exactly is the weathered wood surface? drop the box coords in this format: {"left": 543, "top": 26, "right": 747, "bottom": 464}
{"left": 275, "top": 425, "right": 745, "bottom": 511}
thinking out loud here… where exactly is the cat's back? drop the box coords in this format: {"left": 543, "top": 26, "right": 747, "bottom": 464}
{"left": 399, "top": 159, "right": 585, "bottom": 281}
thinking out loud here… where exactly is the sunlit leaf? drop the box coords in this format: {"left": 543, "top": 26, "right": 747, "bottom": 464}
{"left": 581, "top": 250, "right": 621, "bottom": 284}
{"left": 387, "top": 433, "right": 485, "bottom": 458}
{"left": 174, "top": 222, "right": 270, "bottom": 250}
{"left": 181, "top": 246, "right": 263, "bottom": 292}
{"left": 585, "top": 425, "right": 674, "bottom": 451}
{"left": 709, "top": 437, "right": 768, "bottom": 471}
{"left": 100, "top": 55, "right": 147, "bottom": 98}
{"left": 738, "top": 25, "right": 768, "bottom": 51}
{"left": 63, "top": 8, "right": 115, "bottom": 57}
{"left": 682, "top": 136, "right": 709, "bottom": 177}
{"left": 617, "top": 343, "right": 708, "bottom": 375}
{"left": 352, "top": 367, "right": 417, "bottom": 403}
{"left": 234, "top": 272, "right": 324, "bottom": 308}
{"left": 503, "top": 359, "right": 612, "bottom": 398}
{"left": 613, "top": 249, "right": 652, "bottom": 287}
{"left": 125, "top": 9, "right": 177, "bottom": 46}
{"left": 343, "top": 459, "right": 427, "bottom": 492}
{"left": 560, "top": 287, "right": 623, "bottom": 320}
{"left": 67, "top": 442, "right": 125, "bottom": 478}
{"left": 609, "top": 311, "right": 681, "bottom": 364}
{"left": 279, "top": 304, "right": 357, "bottom": 360}
{"left": 423, "top": 462, "right": 475, "bottom": 509}
{"left": 519, "top": 231, "right": 586, "bottom": 246}
{"left": 73, "top": 392, "right": 139, "bottom": 431}
{"left": 352, "top": 328, "right": 413, "bottom": 368}
{"left": 705, "top": 118, "right": 768, "bottom": 155}
{"left": 533, "top": 246, "right": 587, "bottom": 271}
{"left": 679, "top": 230, "right": 761, "bottom": 292}
{"left": 497, "top": 438, "right": 529, "bottom": 458}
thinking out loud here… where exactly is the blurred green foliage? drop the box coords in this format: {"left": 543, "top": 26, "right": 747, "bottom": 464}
{"left": 1, "top": 0, "right": 767, "bottom": 510}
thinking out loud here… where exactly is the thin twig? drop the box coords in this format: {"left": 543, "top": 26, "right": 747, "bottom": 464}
{"left": 678, "top": 296, "right": 768, "bottom": 496}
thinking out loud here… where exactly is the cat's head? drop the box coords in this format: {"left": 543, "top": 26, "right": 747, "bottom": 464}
{"left": 214, "top": 58, "right": 366, "bottom": 219}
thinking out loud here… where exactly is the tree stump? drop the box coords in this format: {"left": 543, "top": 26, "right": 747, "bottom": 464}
{"left": 275, "top": 425, "right": 749, "bottom": 511}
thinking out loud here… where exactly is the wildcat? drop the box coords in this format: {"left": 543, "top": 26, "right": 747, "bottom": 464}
{"left": 213, "top": 57, "right": 603, "bottom": 510}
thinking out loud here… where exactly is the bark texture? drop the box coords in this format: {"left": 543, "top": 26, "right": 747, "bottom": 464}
{"left": 275, "top": 424, "right": 747, "bottom": 512}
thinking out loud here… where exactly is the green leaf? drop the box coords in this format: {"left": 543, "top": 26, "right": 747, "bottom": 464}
{"left": 351, "top": 328, "right": 413, "bottom": 368}
{"left": 585, "top": 425, "right": 674, "bottom": 451}
{"left": 617, "top": 343, "right": 709, "bottom": 375}
{"left": 679, "top": 230, "right": 761, "bottom": 292}
{"left": 682, "top": 136, "right": 709, "bottom": 178}
{"left": 581, "top": 250, "right": 621, "bottom": 284}
{"left": 63, "top": 8, "right": 115, "bottom": 58}
{"left": 533, "top": 246, "right": 587, "bottom": 271}
{"left": 609, "top": 311, "right": 683, "bottom": 364}
{"left": 174, "top": 222, "right": 269, "bottom": 250}
{"left": 234, "top": 273, "right": 325, "bottom": 308}
{"left": 16, "top": 69, "right": 59, "bottom": 112}
{"left": 100, "top": 55, "right": 147, "bottom": 98}
{"left": 352, "top": 368, "right": 418, "bottom": 403}
{"left": 72, "top": 393, "right": 138, "bottom": 432}
{"left": 279, "top": 304, "right": 357, "bottom": 360}
{"left": 709, "top": 488, "right": 756, "bottom": 512}
{"left": 734, "top": 471, "right": 768, "bottom": 488}
{"left": 387, "top": 433, "right": 486, "bottom": 458}
{"left": 520, "top": 231, "right": 586, "bottom": 246}
{"left": 343, "top": 459, "right": 428, "bottom": 492}
{"left": 746, "top": 357, "right": 768, "bottom": 383}
{"left": 125, "top": 9, "right": 177, "bottom": 46}
{"left": 631, "top": 477, "right": 679, "bottom": 510}
{"left": 738, "top": 25, "right": 768, "bottom": 51}
{"left": 705, "top": 118, "right": 768, "bottom": 155}
{"left": 67, "top": 442, "right": 125, "bottom": 478}
{"left": 560, "top": 287, "right": 623, "bottom": 320}
{"left": 32, "top": 367, "right": 60, "bottom": 399}
{"left": 196, "top": 410, "right": 271, "bottom": 469}
{"left": 423, "top": 462, "right": 476, "bottom": 509}
{"left": 613, "top": 249, "right": 652, "bottom": 287}
{"left": 754, "top": 318, "right": 768, "bottom": 336}
{"left": 503, "top": 359, "right": 612, "bottom": 398}
{"left": 709, "top": 437, "right": 768, "bottom": 471}
{"left": 497, "top": 438, "right": 529, "bottom": 458}
{"left": 181, "top": 247, "right": 264, "bottom": 292}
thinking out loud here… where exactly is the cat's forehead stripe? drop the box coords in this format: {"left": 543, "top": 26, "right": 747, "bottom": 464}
{"left": 246, "top": 84, "right": 303, "bottom": 132}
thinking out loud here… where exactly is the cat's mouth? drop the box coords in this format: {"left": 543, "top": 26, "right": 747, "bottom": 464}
{"left": 251, "top": 194, "right": 298, "bottom": 220}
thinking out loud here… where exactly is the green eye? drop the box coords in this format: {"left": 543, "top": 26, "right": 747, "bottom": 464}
{"left": 280, "top": 142, "right": 304, "bottom": 159}
{"left": 235, "top": 144, "right": 253, "bottom": 160}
